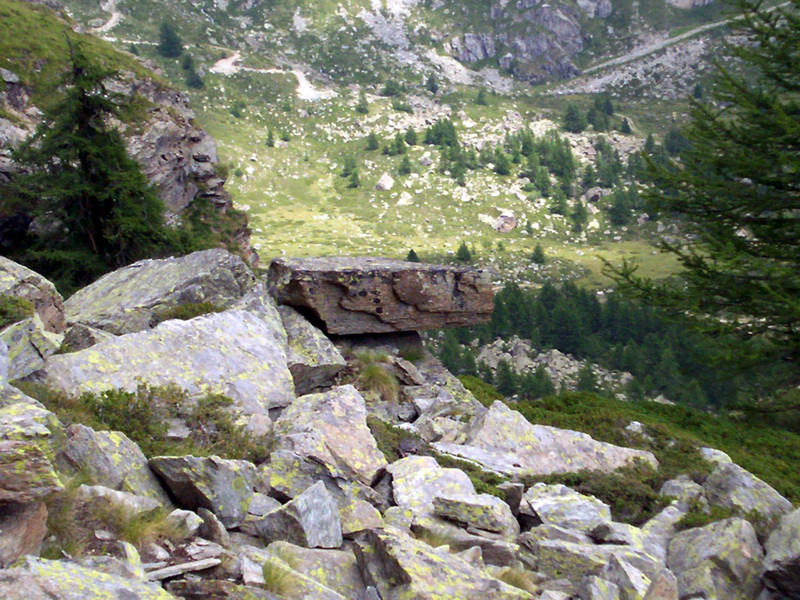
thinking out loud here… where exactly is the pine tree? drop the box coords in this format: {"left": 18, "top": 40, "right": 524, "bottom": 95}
{"left": 398, "top": 155, "right": 412, "bottom": 175}
{"left": 531, "top": 243, "right": 546, "bottom": 264}
{"left": 619, "top": 118, "right": 632, "bottom": 134}
{"left": 185, "top": 67, "right": 203, "bottom": 89}
{"left": 476, "top": 88, "right": 488, "bottom": 105}
{"left": 266, "top": 128, "right": 275, "bottom": 147}
{"left": 562, "top": 103, "right": 587, "bottom": 133}
{"left": 426, "top": 73, "right": 439, "bottom": 94}
{"left": 157, "top": 22, "right": 183, "bottom": 58}
{"left": 406, "top": 249, "right": 421, "bottom": 262}
{"left": 365, "top": 131, "right": 379, "bottom": 151}
{"left": 347, "top": 169, "right": 361, "bottom": 189}
{"left": 495, "top": 360, "right": 517, "bottom": 396}
{"left": 7, "top": 41, "right": 178, "bottom": 292}
{"left": 355, "top": 90, "right": 369, "bottom": 114}
{"left": 493, "top": 149, "right": 511, "bottom": 176}
{"left": 456, "top": 241, "right": 472, "bottom": 263}
{"left": 405, "top": 127, "right": 417, "bottom": 146}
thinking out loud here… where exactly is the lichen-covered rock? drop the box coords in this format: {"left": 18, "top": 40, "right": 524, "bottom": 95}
{"left": 273, "top": 385, "right": 387, "bottom": 486}
{"left": 581, "top": 576, "right": 621, "bottom": 600}
{"left": 256, "top": 481, "right": 343, "bottom": 549}
{"left": 64, "top": 249, "right": 256, "bottom": 335}
{"left": 0, "top": 501, "right": 47, "bottom": 568}
{"left": 149, "top": 455, "right": 256, "bottom": 528}
{"left": 59, "top": 424, "right": 170, "bottom": 505}
{"left": 412, "top": 514, "right": 521, "bottom": 567}
{"left": 278, "top": 305, "right": 346, "bottom": 395}
{"left": 667, "top": 518, "right": 764, "bottom": 600}
{"left": 34, "top": 309, "right": 295, "bottom": 416}
{"left": 0, "top": 386, "right": 64, "bottom": 458}
{"left": 75, "top": 485, "right": 161, "bottom": 518}
{"left": 433, "top": 493, "right": 519, "bottom": 537}
{"left": 0, "top": 340, "right": 7, "bottom": 386}
{"left": 435, "top": 401, "right": 657, "bottom": 477}
{"left": 762, "top": 508, "right": 800, "bottom": 597}
{"left": 658, "top": 476, "right": 704, "bottom": 506}
{"left": 1, "top": 315, "right": 63, "bottom": 380}
{"left": 268, "top": 256, "right": 493, "bottom": 335}
{"left": 535, "top": 540, "right": 661, "bottom": 584}
{"left": 340, "top": 498, "right": 384, "bottom": 536}
{"left": 387, "top": 455, "right": 475, "bottom": 517}
{"left": 703, "top": 462, "right": 793, "bottom": 526}
{"left": 0, "top": 556, "right": 175, "bottom": 599}
{"left": 0, "top": 255, "right": 65, "bottom": 333}
{"left": 166, "top": 579, "right": 283, "bottom": 599}
{"left": 521, "top": 483, "right": 612, "bottom": 533}
{"left": 599, "top": 555, "right": 651, "bottom": 600}
{"left": 265, "top": 541, "right": 367, "bottom": 599}
{"left": 355, "top": 526, "right": 530, "bottom": 600}
{"left": 0, "top": 439, "right": 62, "bottom": 502}
{"left": 642, "top": 569, "right": 679, "bottom": 600}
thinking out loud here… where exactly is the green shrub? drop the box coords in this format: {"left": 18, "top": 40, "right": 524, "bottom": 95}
{"left": 0, "top": 294, "right": 34, "bottom": 329}
{"left": 675, "top": 498, "right": 736, "bottom": 531}
{"left": 458, "top": 375, "right": 503, "bottom": 408}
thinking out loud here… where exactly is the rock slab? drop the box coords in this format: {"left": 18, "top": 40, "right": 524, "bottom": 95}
{"left": 0, "top": 256, "right": 65, "bottom": 333}
{"left": 268, "top": 257, "right": 493, "bottom": 335}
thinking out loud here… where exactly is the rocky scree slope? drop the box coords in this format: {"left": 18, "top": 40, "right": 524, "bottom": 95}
{"left": 0, "top": 248, "right": 798, "bottom": 599}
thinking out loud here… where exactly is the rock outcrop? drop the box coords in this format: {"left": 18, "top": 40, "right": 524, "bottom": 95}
{"left": 0, "top": 257, "right": 65, "bottom": 333}
{"left": 268, "top": 257, "right": 493, "bottom": 335}
{"left": 762, "top": 508, "right": 800, "bottom": 597}
{"left": 64, "top": 249, "right": 256, "bottom": 335}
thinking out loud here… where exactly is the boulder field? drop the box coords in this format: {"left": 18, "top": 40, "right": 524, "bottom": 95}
{"left": 0, "top": 250, "right": 796, "bottom": 600}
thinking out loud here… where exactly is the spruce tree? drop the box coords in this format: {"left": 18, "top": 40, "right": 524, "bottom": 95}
{"left": 608, "top": 0, "right": 800, "bottom": 364}
{"left": 398, "top": 155, "right": 412, "bottom": 175}
{"left": 6, "top": 41, "right": 178, "bottom": 292}
{"left": 365, "top": 131, "right": 380, "bottom": 151}
{"left": 406, "top": 249, "right": 421, "bottom": 262}
{"left": 266, "top": 128, "right": 275, "bottom": 147}
{"left": 531, "top": 243, "right": 546, "bottom": 264}
{"left": 562, "top": 103, "right": 587, "bottom": 133}
{"left": 355, "top": 90, "right": 369, "bottom": 114}
{"left": 157, "top": 22, "right": 183, "bottom": 58}
{"left": 426, "top": 73, "right": 439, "bottom": 94}
{"left": 456, "top": 242, "right": 472, "bottom": 263}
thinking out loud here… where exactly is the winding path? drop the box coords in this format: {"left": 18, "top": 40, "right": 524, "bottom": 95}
{"left": 209, "top": 52, "right": 338, "bottom": 101}
{"left": 92, "top": 0, "right": 122, "bottom": 34}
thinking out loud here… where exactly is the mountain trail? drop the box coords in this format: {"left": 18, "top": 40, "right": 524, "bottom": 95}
{"left": 93, "top": 0, "right": 122, "bottom": 34}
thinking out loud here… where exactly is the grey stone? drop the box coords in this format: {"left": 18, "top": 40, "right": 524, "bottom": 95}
{"left": 149, "top": 455, "right": 256, "bottom": 528}
{"left": 581, "top": 576, "right": 621, "bottom": 600}
{"left": 64, "top": 249, "right": 256, "bottom": 335}
{"left": 273, "top": 385, "right": 387, "bottom": 486}
{"left": 35, "top": 309, "right": 295, "bottom": 417}
{"left": 762, "top": 508, "right": 800, "bottom": 597}
{"left": 703, "top": 462, "right": 793, "bottom": 526}
{"left": 642, "top": 569, "right": 679, "bottom": 600}
{"left": 197, "top": 507, "right": 230, "bottom": 547}
{"left": 76, "top": 485, "right": 161, "bottom": 518}
{"left": 0, "top": 501, "right": 47, "bottom": 568}
{"left": 0, "top": 340, "right": 7, "bottom": 386}
{"left": 434, "top": 401, "right": 658, "bottom": 477}
{"left": 59, "top": 424, "right": 171, "bottom": 505}
{"left": 0, "top": 439, "right": 62, "bottom": 503}
{"left": 433, "top": 492, "right": 519, "bottom": 537}
{"left": 256, "top": 481, "right": 343, "bottom": 549}
{"left": 667, "top": 518, "right": 764, "bottom": 600}
{"left": 278, "top": 305, "right": 346, "bottom": 395}
{"left": 521, "top": 483, "right": 612, "bottom": 533}
{"left": 165, "top": 509, "right": 203, "bottom": 538}
{"left": 60, "top": 323, "right": 116, "bottom": 352}
{"left": 0, "top": 255, "right": 65, "bottom": 333}
{"left": 600, "top": 555, "right": 651, "bottom": 600}
{"left": 1, "top": 315, "right": 63, "bottom": 380}
{"left": 268, "top": 256, "right": 493, "bottom": 335}
{"left": 387, "top": 455, "right": 475, "bottom": 517}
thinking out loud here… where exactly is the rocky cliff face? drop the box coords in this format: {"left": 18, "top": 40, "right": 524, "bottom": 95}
{"left": 0, "top": 251, "right": 796, "bottom": 600}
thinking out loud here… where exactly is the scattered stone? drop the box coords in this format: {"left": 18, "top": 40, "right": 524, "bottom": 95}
{"left": 387, "top": 455, "right": 475, "bottom": 517}
{"left": 268, "top": 256, "right": 493, "bottom": 335}
{"left": 166, "top": 579, "right": 281, "bottom": 599}
{"left": 273, "top": 385, "right": 387, "bottom": 486}
{"left": 64, "top": 249, "right": 256, "bottom": 334}
{"left": 375, "top": 173, "right": 394, "bottom": 191}
{"left": 642, "top": 569, "right": 679, "bottom": 600}
{"left": 149, "top": 455, "right": 256, "bottom": 528}
{"left": 762, "top": 508, "right": 800, "bottom": 597}
{"left": 1, "top": 315, "right": 63, "bottom": 380}
{"left": 266, "top": 541, "right": 367, "bottom": 599}
{"left": 60, "top": 323, "right": 116, "bottom": 352}
{"left": 197, "top": 507, "right": 231, "bottom": 547}
{"left": 658, "top": 476, "right": 704, "bottom": 506}
{"left": 600, "top": 554, "right": 651, "bottom": 600}
{"left": 580, "top": 576, "right": 621, "bottom": 600}
{"left": 340, "top": 499, "right": 384, "bottom": 536}
{"left": 76, "top": 485, "right": 161, "bottom": 518}
{"left": 0, "top": 256, "right": 65, "bottom": 333}
{"left": 0, "top": 439, "right": 62, "bottom": 503}
{"left": 667, "top": 518, "right": 764, "bottom": 600}
{"left": 521, "top": 484, "right": 612, "bottom": 533}
{"left": 256, "top": 481, "right": 343, "bottom": 548}
{"left": 278, "top": 305, "right": 346, "bottom": 395}
{"left": 0, "top": 501, "right": 48, "bottom": 567}
{"left": 165, "top": 509, "right": 203, "bottom": 538}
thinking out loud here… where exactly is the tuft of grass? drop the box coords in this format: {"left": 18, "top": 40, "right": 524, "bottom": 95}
{"left": 92, "top": 504, "right": 185, "bottom": 550}
{"left": 354, "top": 350, "right": 399, "bottom": 403}
{"left": 261, "top": 557, "right": 294, "bottom": 596}
{"left": 675, "top": 498, "right": 736, "bottom": 532}
{"left": 41, "top": 472, "right": 90, "bottom": 559}
{"left": 150, "top": 301, "right": 224, "bottom": 326}
{"left": 398, "top": 344, "right": 425, "bottom": 364}
{"left": 413, "top": 528, "right": 454, "bottom": 549}
{"left": 0, "top": 294, "right": 34, "bottom": 329}
{"left": 16, "top": 382, "right": 270, "bottom": 461}
{"left": 496, "top": 566, "right": 539, "bottom": 594}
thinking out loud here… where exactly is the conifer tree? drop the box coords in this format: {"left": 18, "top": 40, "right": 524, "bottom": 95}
{"left": 157, "top": 22, "right": 183, "bottom": 58}
{"left": 426, "top": 73, "right": 439, "bottom": 94}
{"left": 365, "top": 131, "right": 379, "bottom": 151}
{"left": 456, "top": 241, "right": 472, "bottom": 263}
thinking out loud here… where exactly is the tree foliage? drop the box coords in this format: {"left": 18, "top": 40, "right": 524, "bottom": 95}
{"left": 157, "top": 22, "right": 183, "bottom": 58}
{"left": 607, "top": 0, "right": 800, "bottom": 366}
{"left": 2, "top": 41, "right": 180, "bottom": 293}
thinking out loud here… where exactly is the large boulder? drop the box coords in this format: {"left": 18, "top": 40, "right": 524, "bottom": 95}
{"left": 268, "top": 257, "right": 493, "bottom": 335}
{"left": 272, "top": 385, "right": 387, "bottom": 487}
{"left": 149, "top": 455, "right": 256, "bottom": 528}
{"left": 762, "top": 508, "right": 800, "bottom": 597}
{"left": 433, "top": 492, "right": 519, "bottom": 537}
{"left": 278, "top": 305, "right": 346, "bottom": 395}
{"left": 703, "top": 462, "right": 793, "bottom": 526}
{"left": 64, "top": 249, "right": 256, "bottom": 335}
{"left": 667, "top": 518, "right": 764, "bottom": 600}
{"left": 33, "top": 309, "right": 295, "bottom": 417}
{"left": 0, "top": 501, "right": 48, "bottom": 568}
{"left": 256, "top": 481, "right": 343, "bottom": 549}
{"left": 0, "top": 439, "right": 62, "bottom": 503}
{"left": 0, "top": 386, "right": 64, "bottom": 458}
{"left": 0, "top": 556, "right": 174, "bottom": 600}
{"left": 435, "top": 401, "right": 657, "bottom": 477}
{"left": 264, "top": 541, "right": 367, "bottom": 598}
{"left": 58, "top": 424, "right": 171, "bottom": 505}
{"left": 535, "top": 540, "right": 661, "bottom": 585}
{"left": 0, "top": 256, "right": 65, "bottom": 333}
{"left": 355, "top": 526, "right": 531, "bottom": 600}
